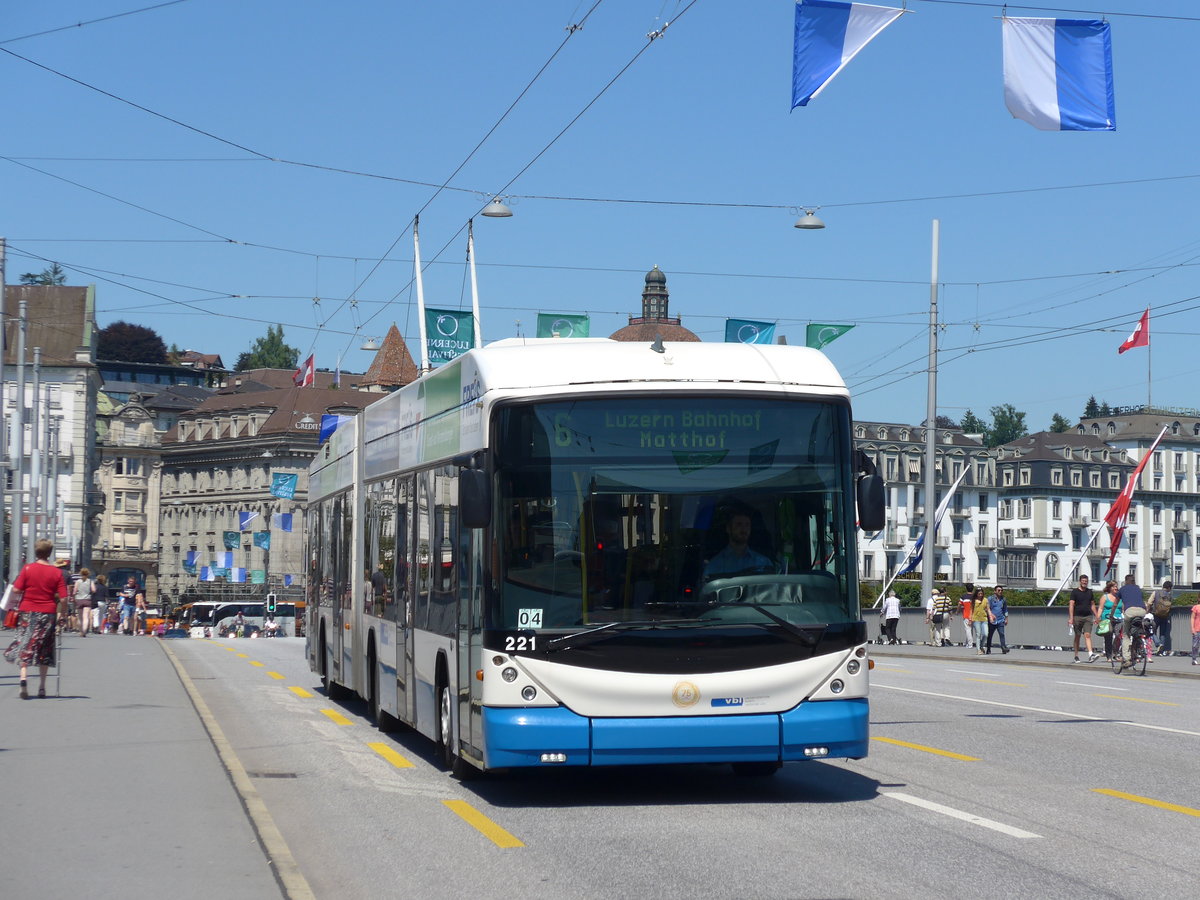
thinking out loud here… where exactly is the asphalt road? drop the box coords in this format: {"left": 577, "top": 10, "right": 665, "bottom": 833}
{"left": 160, "top": 637, "right": 1200, "bottom": 900}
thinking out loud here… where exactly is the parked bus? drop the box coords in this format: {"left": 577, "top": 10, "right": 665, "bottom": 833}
{"left": 306, "top": 338, "right": 884, "bottom": 777}
{"left": 179, "top": 600, "right": 301, "bottom": 637}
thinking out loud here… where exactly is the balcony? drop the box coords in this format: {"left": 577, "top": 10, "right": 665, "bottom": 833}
{"left": 1068, "top": 516, "right": 1089, "bottom": 528}
{"left": 1150, "top": 548, "right": 1170, "bottom": 562}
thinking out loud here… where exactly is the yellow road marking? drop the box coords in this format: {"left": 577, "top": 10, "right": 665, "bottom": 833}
{"left": 368, "top": 742, "right": 414, "bottom": 769}
{"left": 965, "top": 678, "right": 1026, "bottom": 687}
{"left": 249, "top": 660, "right": 264, "bottom": 668}
{"left": 1094, "top": 694, "right": 1178, "bottom": 706}
{"left": 1094, "top": 788, "right": 1200, "bottom": 818}
{"left": 223, "top": 646, "right": 237, "bottom": 652}
{"left": 871, "top": 736, "right": 980, "bottom": 761}
{"left": 267, "top": 671, "right": 286, "bottom": 680}
{"left": 236, "top": 653, "right": 249, "bottom": 658}
{"left": 320, "top": 708, "right": 353, "bottom": 726}
{"left": 289, "top": 686, "right": 313, "bottom": 698}
{"left": 443, "top": 800, "right": 524, "bottom": 848}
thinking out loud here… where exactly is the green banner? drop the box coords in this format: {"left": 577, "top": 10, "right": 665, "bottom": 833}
{"left": 806, "top": 323, "right": 855, "bottom": 349}
{"left": 426, "top": 308, "right": 475, "bottom": 364}
{"left": 536, "top": 313, "right": 590, "bottom": 338}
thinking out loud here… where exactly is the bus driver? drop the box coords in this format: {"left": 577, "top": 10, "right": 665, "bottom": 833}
{"left": 704, "top": 510, "right": 775, "bottom": 579}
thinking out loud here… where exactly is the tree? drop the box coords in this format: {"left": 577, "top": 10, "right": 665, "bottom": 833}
{"left": 19, "top": 263, "right": 67, "bottom": 285}
{"left": 1083, "top": 396, "right": 1100, "bottom": 418}
{"left": 1098, "top": 401, "right": 1112, "bottom": 416}
{"left": 987, "top": 403, "right": 1028, "bottom": 447}
{"left": 97, "top": 321, "right": 167, "bottom": 363}
{"left": 935, "top": 415, "right": 959, "bottom": 430}
{"left": 960, "top": 409, "right": 988, "bottom": 437}
{"left": 235, "top": 324, "right": 299, "bottom": 371}
{"left": 1049, "top": 413, "right": 1073, "bottom": 433}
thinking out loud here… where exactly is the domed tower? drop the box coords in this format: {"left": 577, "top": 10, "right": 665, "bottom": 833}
{"left": 609, "top": 266, "right": 701, "bottom": 342}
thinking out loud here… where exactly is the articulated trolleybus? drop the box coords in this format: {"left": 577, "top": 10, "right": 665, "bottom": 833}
{"left": 306, "top": 337, "right": 884, "bottom": 777}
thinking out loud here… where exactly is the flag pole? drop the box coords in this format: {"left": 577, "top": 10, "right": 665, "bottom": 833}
{"left": 1147, "top": 305, "right": 1152, "bottom": 411}
{"left": 1044, "top": 523, "right": 1103, "bottom": 606}
{"left": 920, "top": 219, "right": 940, "bottom": 608}
{"left": 467, "top": 219, "right": 482, "bottom": 349}
{"left": 414, "top": 216, "right": 429, "bottom": 372}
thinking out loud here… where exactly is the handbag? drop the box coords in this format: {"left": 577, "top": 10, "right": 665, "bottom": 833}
{"left": 1096, "top": 617, "right": 1111, "bottom": 635}
{"left": 4, "top": 608, "right": 18, "bottom": 629}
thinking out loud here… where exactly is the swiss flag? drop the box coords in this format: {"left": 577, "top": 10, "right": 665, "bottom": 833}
{"left": 1118, "top": 309, "right": 1149, "bottom": 354}
{"left": 293, "top": 353, "right": 315, "bottom": 387}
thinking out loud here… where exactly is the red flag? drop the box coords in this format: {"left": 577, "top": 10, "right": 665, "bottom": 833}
{"left": 1118, "top": 309, "right": 1149, "bottom": 354}
{"left": 1103, "top": 426, "right": 1167, "bottom": 574}
{"left": 293, "top": 354, "right": 315, "bottom": 387}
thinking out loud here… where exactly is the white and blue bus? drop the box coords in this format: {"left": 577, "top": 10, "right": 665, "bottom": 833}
{"left": 306, "top": 337, "right": 884, "bottom": 777}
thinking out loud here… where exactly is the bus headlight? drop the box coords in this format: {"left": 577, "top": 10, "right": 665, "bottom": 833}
{"left": 846, "top": 660, "right": 861, "bottom": 675}
{"left": 501, "top": 667, "right": 519, "bottom": 682}
{"left": 521, "top": 685, "right": 538, "bottom": 701}
{"left": 829, "top": 679, "right": 845, "bottom": 694}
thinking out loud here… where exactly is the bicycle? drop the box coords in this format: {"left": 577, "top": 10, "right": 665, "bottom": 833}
{"left": 1111, "top": 615, "right": 1150, "bottom": 676}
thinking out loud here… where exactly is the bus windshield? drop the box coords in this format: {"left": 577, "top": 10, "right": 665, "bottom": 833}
{"left": 491, "top": 396, "right": 858, "bottom": 646}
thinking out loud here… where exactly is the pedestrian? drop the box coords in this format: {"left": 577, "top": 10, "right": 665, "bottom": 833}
{"left": 986, "top": 585, "right": 1010, "bottom": 654}
{"left": 1096, "top": 580, "right": 1121, "bottom": 662}
{"left": 93, "top": 574, "right": 108, "bottom": 632}
{"left": 970, "top": 587, "right": 989, "bottom": 653}
{"left": 925, "top": 589, "right": 953, "bottom": 647}
{"left": 92, "top": 574, "right": 107, "bottom": 632}
{"left": 1117, "top": 574, "right": 1146, "bottom": 670}
{"left": 134, "top": 587, "right": 147, "bottom": 635}
{"left": 959, "top": 582, "right": 975, "bottom": 648}
{"left": 3, "top": 539, "right": 68, "bottom": 699}
{"left": 1068, "top": 574, "right": 1099, "bottom": 663}
{"left": 55, "top": 557, "right": 73, "bottom": 632}
{"left": 1190, "top": 597, "right": 1200, "bottom": 666}
{"left": 120, "top": 577, "right": 138, "bottom": 635}
{"left": 880, "top": 590, "right": 901, "bottom": 645}
{"left": 74, "top": 567, "right": 95, "bottom": 637}
{"left": 1149, "top": 579, "right": 1174, "bottom": 656}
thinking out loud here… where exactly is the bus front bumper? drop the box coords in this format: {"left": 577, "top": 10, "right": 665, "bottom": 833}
{"left": 480, "top": 698, "right": 868, "bottom": 768}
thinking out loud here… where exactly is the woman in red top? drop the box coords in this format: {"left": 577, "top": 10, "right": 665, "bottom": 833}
{"left": 3, "top": 539, "right": 68, "bottom": 699}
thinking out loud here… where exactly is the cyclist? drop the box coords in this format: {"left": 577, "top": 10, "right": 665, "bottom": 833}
{"left": 1116, "top": 575, "right": 1146, "bottom": 672}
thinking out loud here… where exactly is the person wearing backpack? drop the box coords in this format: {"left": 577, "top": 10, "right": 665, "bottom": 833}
{"left": 1149, "top": 579, "right": 1174, "bottom": 656}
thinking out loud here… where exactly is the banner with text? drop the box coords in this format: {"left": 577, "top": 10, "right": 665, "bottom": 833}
{"left": 425, "top": 308, "right": 475, "bottom": 364}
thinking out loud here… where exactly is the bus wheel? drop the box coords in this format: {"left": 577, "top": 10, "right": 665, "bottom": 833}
{"left": 367, "top": 646, "right": 380, "bottom": 725}
{"left": 438, "top": 680, "right": 478, "bottom": 780}
{"left": 320, "top": 631, "right": 345, "bottom": 700}
{"left": 732, "top": 761, "right": 780, "bottom": 777}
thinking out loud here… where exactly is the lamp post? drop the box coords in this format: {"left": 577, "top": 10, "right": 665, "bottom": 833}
{"left": 921, "top": 219, "right": 940, "bottom": 606}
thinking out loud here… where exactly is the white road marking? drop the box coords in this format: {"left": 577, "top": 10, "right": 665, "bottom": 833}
{"left": 947, "top": 669, "right": 990, "bottom": 675}
{"left": 873, "top": 683, "right": 1200, "bottom": 737}
{"left": 882, "top": 792, "right": 1041, "bottom": 838}
{"left": 1057, "top": 681, "right": 1128, "bottom": 691}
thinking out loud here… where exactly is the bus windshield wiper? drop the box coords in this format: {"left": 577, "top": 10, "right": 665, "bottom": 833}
{"left": 545, "top": 619, "right": 697, "bottom": 652}
{"left": 706, "top": 603, "right": 824, "bottom": 648}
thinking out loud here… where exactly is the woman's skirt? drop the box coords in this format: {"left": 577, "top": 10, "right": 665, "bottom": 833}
{"left": 3, "top": 611, "right": 57, "bottom": 668}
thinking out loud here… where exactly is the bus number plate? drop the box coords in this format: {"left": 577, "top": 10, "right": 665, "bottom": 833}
{"left": 517, "top": 608, "right": 544, "bottom": 628}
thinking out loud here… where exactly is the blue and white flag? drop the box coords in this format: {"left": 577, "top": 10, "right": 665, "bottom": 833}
{"left": 725, "top": 319, "right": 777, "bottom": 345}
{"left": 320, "top": 414, "right": 353, "bottom": 444}
{"left": 792, "top": 0, "right": 905, "bottom": 109}
{"left": 894, "top": 466, "right": 970, "bottom": 577}
{"left": 231, "top": 567, "right": 247, "bottom": 584}
{"left": 284, "top": 575, "right": 294, "bottom": 587}
{"left": 238, "top": 511, "right": 259, "bottom": 531}
{"left": 217, "top": 551, "right": 234, "bottom": 569}
{"left": 272, "top": 512, "right": 294, "bottom": 533}
{"left": 1002, "top": 17, "right": 1115, "bottom": 131}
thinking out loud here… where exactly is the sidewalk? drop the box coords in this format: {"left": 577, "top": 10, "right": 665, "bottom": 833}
{"left": 0, "top": 630, "right": 286, "bottom": 900}
{"left": 869, "top": 636, "right": 1200, "bottom": 679}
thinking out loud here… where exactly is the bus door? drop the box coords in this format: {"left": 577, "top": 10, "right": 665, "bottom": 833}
{"left": 396, "top": 475, "right": 416, "bottom": 726}
{"left": 457, "top": 524, "right": 484, "bottom": 763}
{"left": 332, "top": 494, "right": 351, "bottom": 683}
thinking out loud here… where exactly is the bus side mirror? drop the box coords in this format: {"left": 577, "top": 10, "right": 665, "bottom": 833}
{"left": 460, "top": 468, "right": 491, "bottom": 529}
{"left": 857, "top": 473, "right": 886, "bottom": 533}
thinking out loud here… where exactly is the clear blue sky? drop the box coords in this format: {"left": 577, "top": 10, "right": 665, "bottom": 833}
{"left": 4, "top": 1, "right": 1199, "bottom": 430}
